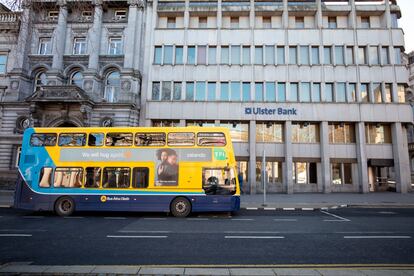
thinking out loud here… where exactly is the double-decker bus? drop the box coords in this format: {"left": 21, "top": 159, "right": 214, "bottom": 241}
{"left": 14, "top": 127, "right": 240, "bottom": 217}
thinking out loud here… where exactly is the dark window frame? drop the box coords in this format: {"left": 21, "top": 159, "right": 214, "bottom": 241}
{"left": 58, "top": 133, "right": 87, "bottom": 147}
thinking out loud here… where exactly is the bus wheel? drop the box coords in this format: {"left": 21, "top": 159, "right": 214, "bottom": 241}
{"left": 170, "top": 197, "right": 191, "bottom": 217}
{"left": 55, "top": 196, "right": 75, "bottom": 217}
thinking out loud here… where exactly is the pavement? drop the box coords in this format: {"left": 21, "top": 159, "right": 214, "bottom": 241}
{"left": 2, "top": 190, "right": 414, "bottom": 210}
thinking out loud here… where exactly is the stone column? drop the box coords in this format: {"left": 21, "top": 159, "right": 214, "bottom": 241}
{"left": 124, "top": 1, "right": 139, "bottom": 69}
{"left": 356, "top": 122, "right": 369, "bottom": 193}
{"left": 134, "top": 1, "right": 145, "bottom": 71}
{"left": 316, "top": 0, "right": 322, "bottom": 29}
{"left": 248, "top": 120, "right": 256, "bottom": 194}
{"left": 282, "top": 0, "right": 288, "bottom": 28}
{"left": 349, "top": 0, "right": 356, "bottom": 29}
{"left": 391, "top": 123, "right": 410, "bottom": 193}
{"left": 13, "top": 3, "right": 31, "bottom": 72}
{"left": 320, "top": 121, "right": 331, "bottom": 193}
{"left": 51, "top": 1, "right": 68, "bottom": 71}
{"left": 88, "top": 1, "right": 103, "bottom": 71}
{"left": 384, "top": 0, "right": 391, "bottom": 29}
{"left": 284, "top": 121, "right": 293, "bottom": 194}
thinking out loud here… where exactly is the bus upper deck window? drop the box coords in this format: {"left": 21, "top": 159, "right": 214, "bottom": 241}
{"left": 135, "top": 133, "right": 166, "bottom": 146}
{"left": 88, "top": 133, "right": 104, "bottom": 146}
{"left": 58, "top": 133, "right": 86, "bottom": 147}
{"left": 167, "top": 132, "right": 195, "bottom": 146}
{"left": 106, "top": 133, "right": 133, "bottom": 146}
{"left": 30, "top": 133, "right": 57, "bottom": 147}
{"left": 197, "top": 132, "right": 226, "bottom": 146}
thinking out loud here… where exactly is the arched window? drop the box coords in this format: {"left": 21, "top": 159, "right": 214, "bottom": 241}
{"left": 34, "top": 71, "right": 47, "bottom": 92}
{"left": 104, "top": 70, "right": 120, "bottom": 102}
{"left": 70, "top": 71, "right": 83, "bottom": 88}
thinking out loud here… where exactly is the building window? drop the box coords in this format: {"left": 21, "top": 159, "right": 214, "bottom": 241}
{"left": 108, "top": 37, "right": 123, "bottom": 55}
{"left": 292, "top": 123, "right": 319, "bottom": 143}
{"left": 48, "top": 11, "right": 59, "bottom": 20}
{"left": 208, "top": 46, "right": 216, "bottom": 65}
{"left": 104, "top": 71, "right": 120, "bottom": 102}
{"left": 220, "top": 82, "right": 229, "bottom": 101}
{"left": 358, "top": 46, "right": 367, "bottom": 64}
{"left": 231, "top": 45, "right": 241, "bottom": 65}
{"left": 346, "top": 46, "right": 354, "bottom": 65}
{"left": 230, "top": 17, "right": 239, "bottom": 28}
{"left": 289, "top": 46, "right": 297, "bottom": 64}
{"left": 167, "top": 17, "right": 176, "bottom": 28}
{"left": 335, "top": 46, "right": 344, "bottom": 65}
{"left": 207, "top": 82, "right": 216, "bottom": 101}
{"left": 361, "top": 16, "right": 370, "bottom": 28}
{"left": 328, "top": 16, "right": 337, "bottom": 29}
{"left": 278, "top": 83, "right": 286, "bottom": 102}
{"left": 348, "top": 83, "right": 357, "bottom": 102}
{"left": 300, "top": 46, "right": 309, "bottom": 65}
{"left": 323, "top": 46, "right": 332, "bottom": 64}
{"left": 369, "top": 46, "right": 379, "bottom": 65}
{"left": 255, "top": 46, "right": 263, "bottom": 65}
{"left": 173, "top": 82, "right": 182, "bottom": 100}
{"left": 255, "top": 82, "right": 264, "bottom": 102}
{"left": 38, "top": 38, "right": 52, "bottom": 55}
{"left": 332, "top": 163, "right": 353, "bottom": 185}
{"left": 152, "top": 120, "right": 180, "bottom": 127}
{"left": 195, "top": 82, "right": 206, "bottom": 101}
{"left": 329, "top": 123, "right": 355, "bottom": 143}
{"left": 34, "top": 71, "right": 47, "bottom": 91}
{"left": 0, "top": 54, "right": 7, "bottom": 74}
{"left": 221, "top": 46, "right": 229, "bottom": 64}
{"left": 230, "top": 82, "right": 241, "bottom": 101}
{"left": 242, "top": 46, "right": 250, "bottom": 65}
{"left": 152, "top": 82, "right": 160, "bottom": 100}
{"left": 219, "top": 121, "right": 248, "bottom": 142}
{"left": 73, "top": 37, "right": 87, "bottom": 55}
{"left": 81, "top": 11, "right": 92, "bottom": 21}
{"left": 256, "top": 122, "right": 283, "bottom": 143}
{"left": 397, "top": 84, "right": 406, "bottom": 103}
{"left": 277, "top": 46, "right": 285, "bottom": 64}
{"left": 187, "top": 46, "right": 196, "bottom": 64}
{"left": 69, "top": 71, "right": 83, "bottom": 88}
{"left": 161, "top": 81, "right": 172, "bottom": 101}
{"left": 289, "top": 82, "right": 298, "bottom": 102}
{"left": 385, "top": 83, "right": 392, "bottom": 103}
{"left": 295, "top": 17, "right": 304, "bottom": 28}
{"left": 114, "top": 10, "right": 127, "bottom": 20}
{"left": 336, "top": 82, "right": 346, "bottom": 102}
{"left": 154, "top": 46, "right": 162, "bottom": 64}
{"left": 394, "top": 47, "right": 402, "bottom": 64}
{"left": 365, "top": 124, "right": 392, "bottom": 144}
{"left": 199, "top": 17, "right": 207, "bottom": 28}
{"left": 311, "top": 46, "right": 319, "bottom": 65}
{"left": 242, "top": 82, "right": 250, "bottom": 101}
{"left": 300, "top": 82, "right": 311, "bottom": 102}
{"left": 391, "top": 13, "right": 398, "bottom": 28}
{"left": 293, "top": 162, "right": 317, "bottom": 184}
{"left": 197, "top": 46, "right": 207, "bottom": 65}
{"left": 163, "top": 45, "right": 173, "bottom": 65}
{"left": 312, "top": 83, "right": 321, "bottom": 102}
{"left": 373, "top": 82, "right": 382, "bottom": 103}
{"left": 325, "top": 83, "right": 333, "bottom": 102}
{"left": 381, "top": 46, "right": 389, "bottom": 64}
{"left": 265, "top": 46, "right": 274, "bottom": 65}
{"left": 256, "top": 161, "right": 283, "bottom": 185}
{"left": 186, "top": 82, "right": 195, "bottom": 100}
{"left": 360, "top": 83, "right": 369, "bottom": 103}
{"left": 263, "top": 17, "right": 271, "bottom": 28}
{"left": 175, "top": 46, "right": 183, "bottom": 64}
{"left": 265, "top": 82, "right": 275, "bottom": 102}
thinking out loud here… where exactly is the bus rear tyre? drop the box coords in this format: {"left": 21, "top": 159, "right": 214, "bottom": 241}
{"left": 55, "top": 196, "right": 75, "bottom": 217}
{"left": 170, "top": 197, "right": 191, "bottom": 217}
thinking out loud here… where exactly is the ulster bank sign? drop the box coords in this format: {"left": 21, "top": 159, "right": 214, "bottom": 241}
{"left": 245, "top": 107, "right": 297, "bottom": 116}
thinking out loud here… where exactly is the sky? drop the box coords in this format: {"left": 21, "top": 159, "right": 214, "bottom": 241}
{"left": 398, "top": 0, "right": 414, "bottom": 53}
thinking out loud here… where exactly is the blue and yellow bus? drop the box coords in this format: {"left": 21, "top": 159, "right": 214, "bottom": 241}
{"left": 14, "top": 127, "right": 240, "bottom": 217}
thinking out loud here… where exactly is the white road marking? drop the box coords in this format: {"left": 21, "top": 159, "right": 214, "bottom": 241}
{"left": 283, "top": 208, "right": 295, "bottom": 211}
{"left": 225, "top": 236, "right": 285, "bottom": 239}
{"left": 302, "top": 208, "right": 314, "bottom": 211}
{"left": 378, "top": 211, "right": 397, "bottom": 214}
{"left": 0, "top": 234, "right": 32, "bottom": 237}
{"left": 274, "top": 219, "right": 298, "bottom": 222}
{"left": 104, "top": 217, "right": 126, "bottom": 220}
{"left": 246, "top": 207, "right": 258, "bottom": 210}
{"left": 143, "top": 218, "right": 166, "bottom": 220}
{"left": 344, "top": 236, "right": 411, "bottom": 239}
{"left": 0, "top": 205, "right": 11, "bottom": 208}
{"left": 321, "top": 210, "right": 350, "bottom": 222}
{"left": 336, "top": 231, "right": 397, "bottom": 234}
{"left": 231, "top": 218, "right": 254, "bottom": 221}
{"left": 63, "top": 216, "right": 83, "bottom": 219}
{"left": 264, "top": 207, "right": 276, "bottom": 210}
{"left": 224, "top": 231, "right": 281, "bottom": 234}
{"left": 22, "top": 216, "right": 44, "bottom": 219}
{"left": 107, "top": 235, "right": 167, "bottom": 239}
{"left": 118, "top": 230, "right": 171, "bottom": 233}
{"left": 187, "top": 218, "right": 209, "bottom": 221}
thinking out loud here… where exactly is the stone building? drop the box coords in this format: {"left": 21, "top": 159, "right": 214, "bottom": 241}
{"left": 0, "top": 0, "right": 144, "bottom": 186}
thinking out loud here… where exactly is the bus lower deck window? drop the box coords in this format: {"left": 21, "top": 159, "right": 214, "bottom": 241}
{"left": 132, "top": 167, "right": 149, "bottom": 188}
{"left": 85, "top": 167, "right": 101, "bottom": 188}
{"left": 54, "top": 168, "right": 83, "bottom": 188}
{"left": 39, "top": 167, "right": 53, "bottom": 187}
{"left": 102, "top": 168, "right": 131, "bottom": 188}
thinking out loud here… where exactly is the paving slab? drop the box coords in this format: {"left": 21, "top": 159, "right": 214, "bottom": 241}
{"left": 273, "top": 268, "right": 321, "bottom": 276}
{"left": 43, "top": 265, "right": 95, "bottom": 274}
{"left": 0, "top": 265, "right": 48, "bottom": 273}
{"left": 91, "top": 265, "right": 140, "bottom": 274}
{"left": 185, "top": 268, "right": 230, "bottom": 275}
{"left": 361, "top": 269, "right": 412, "bottom": 276}
{"left": 229, "top": 268, "right": 275, "bottom": 276}
{"left": 138, "top": 267, "right": 185, "bottom": 275}
{"left": 316, "top": 269, "right": 367, "bottom": 276}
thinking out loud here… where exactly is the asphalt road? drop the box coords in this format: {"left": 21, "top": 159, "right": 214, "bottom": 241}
{"left": 0, "top": 208, "right": 413, "bottom": 266}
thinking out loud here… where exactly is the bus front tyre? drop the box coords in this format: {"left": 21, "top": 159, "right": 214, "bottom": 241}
{"left": 54, "top": 196, "right": 75, "bottom": 217}
{"left": 170, "top": 197, "right": 191, "bottom": 217}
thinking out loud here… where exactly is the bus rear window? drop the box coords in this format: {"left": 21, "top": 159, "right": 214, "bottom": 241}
{"left": 30, "top": 133, "right": 57, "bottom": 147}
{"left": 197, "top": 132, "right": 226, "bottom": 146}
{"left": 106, "top": 133, "right": 133, "bottom": 146}
{"left": 135, "top": 133, "right": 166, "bottom": 146}
{"left": 58, "top": 133, "right": 86, "bottom": 147}
{"left": 167, "top": 132, "right": 195, "bottom": 146}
